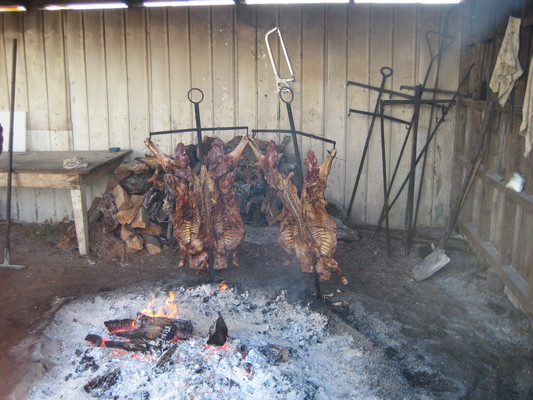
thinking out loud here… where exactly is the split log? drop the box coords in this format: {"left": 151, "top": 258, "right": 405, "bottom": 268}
{"left": 141, "top": 233, "right": 162, "bottom": 254}
{"left": 111, "top": 184, "right": 132, "bottom": 211}
{"left": 141, "top": 223, "right": 163, "bottom": 237}
{"left": 131, "top": 207, "right": 149, "bottom": 229}
{"left": 107, "top": 162, "right": 149, "bottom": 190}
{"left": 90, "top": 221, "right": 126, "bottom": 261}
{"left": 120, "top": 224, "right": 143, "bottom": 251}
{"left": 135, "top": 156, "right": 160, "bottom": 169}
{"left": 117, "top": 195, "right": 145, "bottom": 225}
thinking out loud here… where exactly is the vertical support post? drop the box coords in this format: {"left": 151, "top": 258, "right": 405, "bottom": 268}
{"left": 71, "top": 186, "right": 89, "bottom": 256}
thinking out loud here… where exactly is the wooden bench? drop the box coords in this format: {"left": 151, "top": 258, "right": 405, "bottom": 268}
{"left": 0, "top": 150, "right": 131, "bottom": 255}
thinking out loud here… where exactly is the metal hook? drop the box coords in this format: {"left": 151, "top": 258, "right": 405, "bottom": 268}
{"left": 265, "top": 27, "right": 295, "bottom": 91}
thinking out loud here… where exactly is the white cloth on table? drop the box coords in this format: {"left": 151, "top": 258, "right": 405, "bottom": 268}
{"left": 519, "top": 56, "right": 533, "bottom": 158}
{"left": 489, "top": 16, "right": 523, "bottom": 107}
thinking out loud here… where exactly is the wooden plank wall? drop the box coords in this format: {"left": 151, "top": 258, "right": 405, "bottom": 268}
{"left": 0, "top": 4, "right": 461, "bottom": 225}
{"left": 455, "top": 0, "right": 533, "bottom": 323}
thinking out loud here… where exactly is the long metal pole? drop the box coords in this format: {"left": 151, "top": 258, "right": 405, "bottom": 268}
{"left": 2, "top": 39, "right": 25, "bottom": 270}
{"left": 345, "top": 67, "right": 392, "bottom": 221}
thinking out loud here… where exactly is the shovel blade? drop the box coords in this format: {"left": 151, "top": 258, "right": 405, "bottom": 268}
{"left": 412, "top": 248, "right": 450, "bottom": 281}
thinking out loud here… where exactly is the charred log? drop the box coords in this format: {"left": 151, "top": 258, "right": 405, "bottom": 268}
{"left": 84, "top": 369, "right": 122, "bottom": 396}
{"left": 207, "top": 312, "right": 228, "bottom": 346}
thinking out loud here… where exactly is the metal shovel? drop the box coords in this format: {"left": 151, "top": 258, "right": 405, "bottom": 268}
{"left": 2, "top": 39, "right": 26, "bottom": 270}
{"left": 412, "top": 102, "right": 494, "bottom": 281}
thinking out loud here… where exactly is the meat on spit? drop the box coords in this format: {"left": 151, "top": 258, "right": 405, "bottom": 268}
{"left": 144, "top": 136, "right": 248, "bottom": 271}
{"left": 248, "top": 137, "right": 347, "bottom": 284}
{"left": 206, "top": 136, "right": 249, "bottom": 270}
{"left": 144, "top": 138, "right": 205, "bottom": 269}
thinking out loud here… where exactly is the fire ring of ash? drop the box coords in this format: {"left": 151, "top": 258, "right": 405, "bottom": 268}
{"left": 21, "top": 285, "right": 385, "bottom": 399}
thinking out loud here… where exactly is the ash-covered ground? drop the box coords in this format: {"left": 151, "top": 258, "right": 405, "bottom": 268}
{"left": 0, "top": 221, "right": 532, "bottom": 399}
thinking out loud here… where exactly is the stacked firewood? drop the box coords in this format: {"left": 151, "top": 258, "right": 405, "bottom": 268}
{"left": 57, "top": 160, "right": 169, "bottom": 260}
{"left": 57, "top": 136, "right": 292, "bottom": 260}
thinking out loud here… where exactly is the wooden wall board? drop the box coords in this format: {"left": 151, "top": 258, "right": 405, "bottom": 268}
{"left": 324, "top": 5, "right": 347, "bottom": 206}
{"left": 83, "top": 11, "right": 109, "bottom": 150}
{"left": 345, "top": 4, "right": 369, "bottom": 224}
{"left": 104, "top": 10, "right": 130, "bottom": 151}
{"left": 168, "top": 8, "right": 193, "bottom": 147}
{"left": 189, "top": 7, "right": 214, "bottom": 130}
{"left": 43, "top": 12, "right": 68, "bottom": 132}
{"left": 147, "top": 8, "right": 172, "bottom": 153}
{"left": 212, "top": 6, "right": 235, "bottom": 140}
{"left": 301, "top": 5, "right": 325, "bottom": 160}
{"left": 430, "top": 6, "right": 462, "bottom": 227}
{"left": 23, "top": 12, "right": 48, "bottom": 132}
{"left": 64, "top": 11, "right": 90, "bottom": 151}
{"left": 235, "top": 5, "right": 257, "bottom": 130}
{"left": 125, "top": 8, "right": 150, "bottom": 157}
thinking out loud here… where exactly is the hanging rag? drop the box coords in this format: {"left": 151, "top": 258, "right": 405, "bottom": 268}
{"left": 519, "top": 56, "right": 533, "bottom": 158}
{"left": 489, "top": 16, "right": 523, "bottom": 107}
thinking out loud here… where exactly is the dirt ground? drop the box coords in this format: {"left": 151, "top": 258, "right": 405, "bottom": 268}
{"left": 0, "top": 220, "right": 532, "bottom": 399}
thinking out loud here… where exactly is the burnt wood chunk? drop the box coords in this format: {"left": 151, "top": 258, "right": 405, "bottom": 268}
{"left": 207, "top": 312, "right": 228, "bottom": 346}
{"left": 84, "top": 369, "right": 121, "bottom": 396}
{"left": 85, "top": 334, "right": 150, "bottom": 353}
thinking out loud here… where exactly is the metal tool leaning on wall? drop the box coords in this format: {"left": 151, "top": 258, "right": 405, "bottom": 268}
{"left": 2, "top": 39, "right": 26, "bottom": 270}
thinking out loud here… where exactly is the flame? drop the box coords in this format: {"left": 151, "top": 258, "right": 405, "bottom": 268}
{"left": 140, "top": 291, "right": 178, "bottom": 318}
{"left": 220, "top": 281, "right": 229, "bottom": 290}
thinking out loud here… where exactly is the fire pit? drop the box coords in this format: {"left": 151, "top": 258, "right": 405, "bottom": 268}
{"left": 19, "top": 283, "right": 393, "bottom": 399}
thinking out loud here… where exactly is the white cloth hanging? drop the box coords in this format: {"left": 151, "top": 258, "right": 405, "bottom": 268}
{"left": 519, "top": 56, "right": 533, "bottom": 158}
{"left": 489, "top": 16, "right": 523, "bottom": 107}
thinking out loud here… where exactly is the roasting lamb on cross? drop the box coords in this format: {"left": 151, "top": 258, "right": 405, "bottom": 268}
{"left": 144, "top": 138, "right": 205, "bottom": 269}
{"left": 206, "top": 136, "right": 249, "bottom": 270}
{"left": 248, "top": 137, "right": 347, "bottom": 284}
{"left": 144, "top": 136, "right": 248, "bottom": 271}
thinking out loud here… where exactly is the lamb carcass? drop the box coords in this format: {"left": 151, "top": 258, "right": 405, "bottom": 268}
{"left": 301, "top": 149, "right": 345, "bottom": 283}
{"left": 206, "top": 136, "right": 248, "bottom": 270}
{"left": 248, "top": 137, "right": 346, "bottom": 284}
{"left": 145, "top": 136, "right": 248, "bottom": 271}
{"left": 144, "top": 138, "right": 207, "bottom": 270}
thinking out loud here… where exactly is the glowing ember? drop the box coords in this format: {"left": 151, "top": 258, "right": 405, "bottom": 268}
{"left": 220, "top": 281, "right": 229, "bottom": 290}
{"left": 140, "top": 291, "right": 178, "bottom": 318}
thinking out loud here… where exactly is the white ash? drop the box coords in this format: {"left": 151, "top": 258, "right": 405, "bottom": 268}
{"left": 25, "top": 284, "right": 382, "bottom": 400}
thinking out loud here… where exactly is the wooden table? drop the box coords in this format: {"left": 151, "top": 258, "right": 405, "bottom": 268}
{"left": 0, "top": 150, "right": 132, "bottom": 255}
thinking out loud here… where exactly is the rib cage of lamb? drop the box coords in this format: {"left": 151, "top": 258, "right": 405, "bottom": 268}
{"left": 144, "top": 136, "right": 248, "bottom": 271}
{"left": 248, "top": 137, "right": 347, "bottom": 284}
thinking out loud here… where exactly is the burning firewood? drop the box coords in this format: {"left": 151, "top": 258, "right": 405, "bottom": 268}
{"left": 85, "top": 334, "right": 150, "bottom": 353}
{"left": 248, "top": 137, "right": 347, "bottom": 284}
{"left": 104, "top": 314, "right": 193, "bottom": 341}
